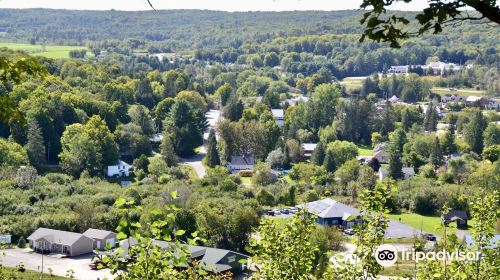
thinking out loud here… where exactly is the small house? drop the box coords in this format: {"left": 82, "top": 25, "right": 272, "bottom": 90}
{"left": 83, "top": 228, "right": 117, "bottom": 250}
{"left": 27, "top": 228, "right": 94, "bottom": 256}
{"left": 120, "top": 239, "right": 249, "bottom": 274}
{"left": 228, "top": 156, "right": 255, "bottom": 172}
{"left": 300, "top": 198, "right": 361, "bottom": 228}
{"left": 107, "top": 160, "right": 131, "bottom": 177}
{"left": 302, "top": 143, "right": 317, "bottom": 158}
{"left": 443, "top": 210, "right": 468, "bottom": 228}
{"left": 465, "top": 96, "right": 487, "bottom": 106}
{"left": 389, "top": 95, "right": 400, "bottom": 103}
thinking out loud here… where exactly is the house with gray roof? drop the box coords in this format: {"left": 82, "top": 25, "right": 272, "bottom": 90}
{"left": 228, "top": 155, "right": 255, "bottom": 172}
{"left": 120, "top": 238, "right": 248, "bottom": 274}
{"left": 83, "top": 228, "right": 117, "bottom": 250}
{"left": 27, "top": 228, "right": 94, "bottom": 256}
{"left": 300, "top": 198, "right": 361, "bottom": 228}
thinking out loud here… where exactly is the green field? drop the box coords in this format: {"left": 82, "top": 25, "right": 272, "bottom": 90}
{"left": 1, "top": 266, "right": 67, "bottom": 279}
{"left": 358, "top": 145, "right": 374, "bottom": 156}
{"left": 0, "top": 42, "right": 87, "bottom": 58}
{"left": 431, "top": 87, "right": 486, "bottom": 97}
{"left": 388, "top": 213, "right": 456, "bottom": 237}
{"left": 339, "top": 77, "right": 364, "bottom": 91}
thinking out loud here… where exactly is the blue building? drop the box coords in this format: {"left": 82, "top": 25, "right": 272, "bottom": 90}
{"left": 301, "top": 198, "right": 361, "bottom": 229}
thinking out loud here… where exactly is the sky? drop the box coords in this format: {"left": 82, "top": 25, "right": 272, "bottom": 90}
{"left": 0, "top": 0, "right": 430, "bottom": 12}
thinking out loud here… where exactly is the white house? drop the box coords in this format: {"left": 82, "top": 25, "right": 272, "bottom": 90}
{"left": 107, "top": 160, "right": 131, "bottom": 177}
{"left": 389, "top": 95, "right": 400, "bottom": 103}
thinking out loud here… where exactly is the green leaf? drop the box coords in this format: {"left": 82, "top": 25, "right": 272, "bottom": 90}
{"left": 175, "top": 229, "right": 185, "bottom": 236}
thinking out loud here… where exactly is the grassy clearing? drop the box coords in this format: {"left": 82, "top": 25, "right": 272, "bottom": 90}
{"left": 240, "top": 177, "right": 252, "bottom": 186}
{"left": 388, "top": 213, "right": 456, "bottom": 237}
{"left": 0, "top": 42, "right": 87, "bottom": 59}
{"left": 431, "top": 87, "right": 486, "bottom": 97}
{"left": 340, "top": 77, "right": 364, "bottom": 91}
{"left": 1, "top": 266, "right": 67, "bottom": 279}
{"left": 358, "top": 145, "right": 374, "bottom": 156}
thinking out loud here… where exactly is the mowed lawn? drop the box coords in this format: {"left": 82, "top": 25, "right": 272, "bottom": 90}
{"left": 388, "top": 213, "right": 456, "bottom": 237}
{"left": 1, "top": 267, "right": 66, "bottom": 280}
{"left": 339, "top": 77, "right": 365, "bottom": 91}
{"left": 431, "top": 87, "right": 486, "bottom": 97}
{"left": 0, "top": 42, "right": 88, "bottom": 58}
{"left": 358, "top": 145, "right": 374, "bottom": 156}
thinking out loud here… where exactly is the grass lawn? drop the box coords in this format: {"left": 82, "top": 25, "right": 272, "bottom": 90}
{"left": 0, "top": 42, "right": 88, "bottom": 59}
{"left": 1, "top": 266, "right": 67, "bottom": 279}
{"left": 388, "top": 213, "right": 455, "bottom": 237}
{"left": 240, "top": 177, "right": 252, "bottom": 186}
{"left": 431, "top": 87, "right": 486, "bottom": 97}
{"left": 358, "top": 145, "right": 374, "bottom": 156}
{"left": 340, "top": 77, "right": 365, "bottom": 91}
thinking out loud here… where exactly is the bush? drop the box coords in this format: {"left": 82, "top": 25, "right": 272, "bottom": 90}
{"left": 256, "top": 189, "right": 275, "bottom": 206}
{"left": 17, "top": 236, "right": 26, "bottom": 248}
{"left": 220, "top": 178, "right": 238, "bottom": 192}
{"left": 304, "top": 190, "right": 320, "bottom": 202}
{"left": 438, "top": 172, "right": 454, "bottom": 184}
{"left": 158, "top": 174, "right": 172, "bottom": 184}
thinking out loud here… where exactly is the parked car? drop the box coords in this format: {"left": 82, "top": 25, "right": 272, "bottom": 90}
{"left": 273, "top": 209, "right": 281, "bottom": 215}
{"left": 266, "top": 210, "right": 275, "bottom": 216}
{"left": 424, "top": 233, "right": 437, "bottom": 241}
{"left": 289, "top": 207, "right": 298, "bottom": 213}
{"left": 344, "top": 228, "right": 355, "bottom": 235}
{"left": 281, "top": 209, "right": 290, "bottom": 214}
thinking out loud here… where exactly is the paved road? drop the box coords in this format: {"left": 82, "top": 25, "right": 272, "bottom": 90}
{"left": 181, "top": 110, "right": 221, "bottom": 179}
{"left": 180, "top": 146, "right": 207, "bottom": 178}
{"left": 1, "top": 248, "right": 112, "bottom": 280}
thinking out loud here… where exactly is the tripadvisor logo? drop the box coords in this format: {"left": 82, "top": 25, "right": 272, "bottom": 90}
{"left": 375, "top": 244, "right": 480, "bottom": 267}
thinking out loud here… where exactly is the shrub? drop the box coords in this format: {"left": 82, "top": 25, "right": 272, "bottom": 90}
{"left": 17, "top": 236, "right": 26, "bottom": 248}
{"left": 220, "top": 178, "right": 238, "bottom": 192}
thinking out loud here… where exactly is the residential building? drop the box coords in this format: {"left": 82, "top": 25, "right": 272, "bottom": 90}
{"left": 300, "top": 198, "right": 361, "bottom": 228}
{"left": 302, "top": 143, "right": 317, "bottom": 158}
{"left": 442, "top": 210, "right": 468, "bottom": 229}
{"left": 83, "top": 228, "right": 117, "bottom": 250}
{"left": 27, "top": 228, "right": 94, "bottom": 257}
{"left": 107, "top": 160, "right": 131, "bottom": 177}
{"left": 387, "top": 65, "right": 409, "bottom": 74}
{"left": 120, "top": 238, "right": 248, "bottom": 274}
{"left": 228, "top": 155, "right": 255, "bottom": 172}
{"left": 465, "top": 96, "right": 487, "bottom": 106}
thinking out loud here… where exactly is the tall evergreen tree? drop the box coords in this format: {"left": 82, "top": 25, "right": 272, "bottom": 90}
{"left": 223, "top": 94, "right": 244, "bottom": 122}
{"left": 311, "top": 141, "right": 325, "bottom": 165}
{"left": 441, "top": 129, "right": 457, "bottom": 156}
{"left": 423, "top": 103, "right": 438, "bottom": 131}
{"left": 429, "top": 137, "right": 442, "bottom": 167}
{"left": 388, "top": 129, "right": 406, "bottom": 179}
{"left": 483, "top": 123, "right": 500, "bottom": 147}
{"left": 464, "top": 109, "right": 487, "bottom": 154}
{"left": 135, "top": 77, "right": 155, "bottom": 109}
{"left": 160, "top": 133, "right": 178, "bottom": 167}
{"left": 205, "top": 129, "right": 220, "bottom": 168}
{"left": 26, "top": 119, "right": 45, "bottom": 169}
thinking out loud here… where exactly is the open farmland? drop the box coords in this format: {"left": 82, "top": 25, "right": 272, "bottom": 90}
{"left": 0, "top": 42, "right": 87, "bottom": 58}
